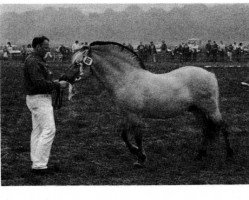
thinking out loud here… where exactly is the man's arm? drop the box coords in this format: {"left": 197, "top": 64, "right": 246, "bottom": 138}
{"left": 27, "top": 59, "right": 61, "bottom": 93}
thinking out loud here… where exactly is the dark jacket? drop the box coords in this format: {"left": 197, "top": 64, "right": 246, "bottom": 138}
{"left": 24, "top": 52, "right": 60, "bottom": 95}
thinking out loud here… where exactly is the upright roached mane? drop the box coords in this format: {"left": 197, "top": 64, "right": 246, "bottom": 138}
{"left": 90, "top": 41, "right": 146, "bottom": 69}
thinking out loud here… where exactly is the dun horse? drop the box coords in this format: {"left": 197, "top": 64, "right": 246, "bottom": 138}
{"left": 61, "top": 41, "right": 233, "bottom": 167}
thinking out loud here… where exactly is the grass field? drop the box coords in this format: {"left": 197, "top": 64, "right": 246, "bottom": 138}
{"left": 1, "top": 59, "right": 249, "bottom": 185}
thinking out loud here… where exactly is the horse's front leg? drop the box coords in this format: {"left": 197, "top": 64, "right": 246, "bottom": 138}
{"left": 132, "top": 125, "right": 147, "bottom": 167}
{"left": 119, "top": 115, "right": 147, "bottom": 167}
{"left": 127, "top": 114, "right": 147, "bottom": 167}
{"left": 120, "top": 123, "right": 139, "bottom": 155}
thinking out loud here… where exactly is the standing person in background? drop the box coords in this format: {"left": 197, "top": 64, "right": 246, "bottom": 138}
{"left": 226, "top": 44, "right": 233, "bottom": 62}
{"left": 137, "top": 42, "right": 145, "bottom": 61}
{"left": 3, "top": 45, "right": 9, "bottom": 61}
{"left": 182, "top": 43, "right": 190, "bottom": 62}
{"left": 160, "top": 40, "right": 167, "bottom": 53}
{"left": 21, "top": 45, "right": 27, "bottom": 62}
{"left": 192, "top": 41, "right": 199, "bottom": 62}
{"left": 232, "top": 42, "right": 238, "bottom": 61}
{"left": 236, "top": 43, "right": 244, "bottom": 62}
{"left": 127, "top": 43, "right": 134, "bottom": 51}
{"left": 7, "top": 42, "right": 13, "bottom": 59}
{"left": 24, "top": 36, "right": 69, "bottom": 175}
{"left": 211, "top": 41, "right": 218, "bottom": 62}
{"left": 205, "top": 40, "right": 212, "bottom": 62}
{"left": 218, "top": 41, "right": 226, "bottom": 62}
{"left": 149, "top": 41, "right": 157, "bottom": 63}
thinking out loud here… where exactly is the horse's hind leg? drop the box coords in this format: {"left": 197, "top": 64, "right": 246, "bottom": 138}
{"left": 191, "top": 106, "right": 221, "bottom": 160}
{"left": 192, "top": 104, "right": 233, "bottom": 160}
{"left": 220, "top": 121, "right": 234, "bottom": 159}
{"left": 120, "top": 122, "right": 139, "bottom": 155}
{"left": 120, "top": 114, "right": 147, "bottom": 167}
{"left": 133, "top": 125, "right": 147, "bottom": 167}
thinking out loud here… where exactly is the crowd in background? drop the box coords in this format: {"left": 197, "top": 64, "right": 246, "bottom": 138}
{"left": 131, "top": 40, "right": 248, "bottom": 63}
{"left": 1, "top": 39, "right": 248, "bottom": 63}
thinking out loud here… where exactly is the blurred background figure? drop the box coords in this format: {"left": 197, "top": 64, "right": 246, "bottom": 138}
{"left": 218, "top": 41, "right": 226, "bottom": 62}
{"left": 149, "top": 41, "right": 157, "bottom": 63}
{"left": 3, "top": 45, "right": 9, "bottom": 60}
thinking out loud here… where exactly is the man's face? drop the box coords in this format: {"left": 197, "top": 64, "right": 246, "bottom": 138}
{"left": 37, "top": 40, "right": 50, "bottom": 58}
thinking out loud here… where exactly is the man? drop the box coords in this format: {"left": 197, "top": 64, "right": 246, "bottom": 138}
{"left": 182, "top": 43, "right": 190, "bottom": 62}
{"left": 127, "top": 43, "right": 134, "bottom": 51}
{"left": 205, "top": 40, "right": 212, "bottom": 61}
{"left": 24, "top": 36, "right": 69, "bottom": 175}
{"left": 226, "top": 43, "right": 233, "bottom": 62}
{"left": 218, "top": 41, "right": 226, "bottom": 62}
{"left": 160, "top": 40, "right": 167, "bottom": 53}
{"left": 237, "top": 42, "right": 244, "bottom": 62}
{"left": 211, "top": 41, "right": 218, "bottom": 62}
{"left": 191, "top": 41, "right": 199, "bottom": 62}
{"left": 137, "top": 42, "right": 145, "bottom": 61}
{"left": 149, "top": 41, "right": 157, "bottom": 63}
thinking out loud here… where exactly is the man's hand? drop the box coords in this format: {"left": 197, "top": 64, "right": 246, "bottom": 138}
{"left": 59, "top": 81, "right": 69, "bottom": 89}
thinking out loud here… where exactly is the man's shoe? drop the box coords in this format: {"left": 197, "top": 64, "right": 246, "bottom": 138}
{"left": 31, "top": 166, "right": 60, "bottom": 176}
{"left": 31, "top": 169, "right": 52, "bottom": 176}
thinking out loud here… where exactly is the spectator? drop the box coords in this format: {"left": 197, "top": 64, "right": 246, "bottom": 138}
{"left": 191, "top": 42, "right": 199, "bottom": 62}
{"left": 218, "top": 41, "right": 226, "bottom": 61}
{"left": 232, "top": 42, "right": 239, "bottom": 61}
{"left": 226, "top": 44, "right": 233, "bottom": 62}
{"left": 205, "top": 40, "right": 212, "bottom": 61}
{"left": 149, "top": 41, "right": 157, "bottom": 63}
{"left": 21, "top": 45, "right": 27, "bottom": 62}
{"left": 3, "top": 46, "right": 9, "bottom": 60}
{"left": 160, "top": 40, "right": 167, "bottom": 53}
{"left": 137, "top": 42, "right": 145, "bottom": 60}
{"left": 175, "top": 44, "right": 184, "bottom": 63}
{"left": 127, "top": 43, "right": 134, "bottom": 51}
{"left": 183, "top": 43, "right": 190, "bottom": 62}
{"left": 6, "top": 42, "right": 13, "bottom": 59}
{"left": 236, "top": 43, "right": 244, "bottom": 62}
{"left": 211, "top": 41, "right": 218, "bottom": 62}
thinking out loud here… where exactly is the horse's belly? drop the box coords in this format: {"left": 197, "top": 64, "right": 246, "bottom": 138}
{"left": 115, "top": 72, "right": 193, "bottom": 118}
{"left": 142, "top": 97, "right": 192, "bottom": 118}
{"left": 118, "top": 89, "right": 192, "bottom": 119}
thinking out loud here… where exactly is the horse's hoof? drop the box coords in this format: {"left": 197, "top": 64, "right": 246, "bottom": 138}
{"left": 133, "top": 161, "right": 145, "bottom": 169}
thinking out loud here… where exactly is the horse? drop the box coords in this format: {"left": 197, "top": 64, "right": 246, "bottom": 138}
{"left": 60, "top": 41, "right": 234, "bottom": 167}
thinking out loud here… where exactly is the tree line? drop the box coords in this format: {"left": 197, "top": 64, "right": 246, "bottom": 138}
{"left": 1, "top": 4, "right": 249, "bottom": 45}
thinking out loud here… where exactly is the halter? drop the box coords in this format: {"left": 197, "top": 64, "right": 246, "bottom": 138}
{"left": 82, "top": 50, "right": 93, "bottom": 66}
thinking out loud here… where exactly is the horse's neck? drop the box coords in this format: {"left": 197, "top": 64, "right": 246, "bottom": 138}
{"left": 92, "top": 54, "right": 139, "bottom": 91}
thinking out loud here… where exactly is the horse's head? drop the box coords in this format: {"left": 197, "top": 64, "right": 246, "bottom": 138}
{"left": 60, "top": 46, "right": 93, "bottom": 84}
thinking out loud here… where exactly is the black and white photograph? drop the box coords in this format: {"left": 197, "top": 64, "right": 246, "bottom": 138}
{"left": 0, "top": 0, "right": 249, "bottom": 198}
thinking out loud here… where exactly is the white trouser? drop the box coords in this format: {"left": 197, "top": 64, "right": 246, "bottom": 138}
{"left": 26, "top": 94, "right": 56, "bottom": 169}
